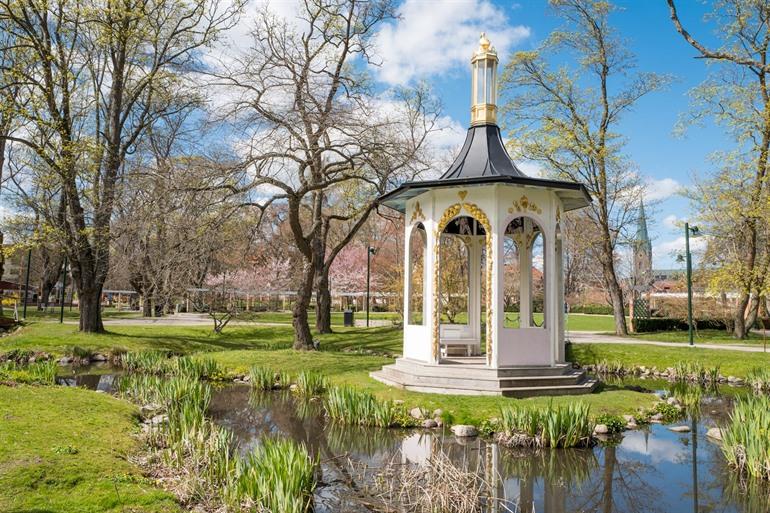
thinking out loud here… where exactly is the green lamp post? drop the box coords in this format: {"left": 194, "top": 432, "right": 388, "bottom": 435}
{"left": 677, "top": 223, "right": 700, "bottom": 346}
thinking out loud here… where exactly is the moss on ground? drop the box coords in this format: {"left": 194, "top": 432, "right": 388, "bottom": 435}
{"left": 0, "top": 385, "right": 179, "bottom": 512}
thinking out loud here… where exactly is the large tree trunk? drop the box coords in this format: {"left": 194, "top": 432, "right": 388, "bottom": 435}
{"left": 734, "top": 292, "right": 760, "bottom": 339}
{"left": 142, "top": 295, "right": 152, "bottom": 317}
{"left": 78, "top": 287, "right": 104, "bottom": 332}
{"left": 293, "top": 260, "right": 316, "bottom": 350}
{"left": 599, "top": 235, "right": 628, "bottom": 335}
{"left": 315, "top": 267, "right": 333, "bottom": 334}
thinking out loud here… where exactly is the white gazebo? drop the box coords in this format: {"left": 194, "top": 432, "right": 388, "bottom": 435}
{"left": 371, "top": 35, "right": 597, "bottom": 397}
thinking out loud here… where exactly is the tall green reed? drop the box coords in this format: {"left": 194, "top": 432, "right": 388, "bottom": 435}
{"left": 721, "top": 395, "right": 770, "bottom": 480}
{"left": 499, "top": 401, "right": 593, "bottom": 448}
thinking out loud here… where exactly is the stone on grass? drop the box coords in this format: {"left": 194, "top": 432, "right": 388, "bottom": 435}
{"left": 91, "top": 353, "right": 108, "bottom": 362}
{"left": 149, "top": 414, "right": 168, "bottom": 426}
{"left": 422, "top": 419, "right": 438, "bottom": 429}
{"left": 649, "top": 413, "right": 664, "bottom": 423}
{"left": 666, "top": 397, "right": 681, "bottom": 406}
{"left": 451, "top": 425, "right": 478, "bottom": 437}
{"left": 706, "top": 427, "right": 723, "bottom": 441}
{"left": 434, "top": 417, "right": 444, "bottom": 428}
{"left": 626, "top": 422, "right": 638, "bottom": 430}
{"left": 668, "top": 425, "right": 691, "bottom": 433}
{"left": 410, "top": 407, "right": 424, "bottom": 420}
{"left": 622, "top": 415, "right": 635, "bottom": 423}
{"left": 433, "top": 409, "right": 443, "bottom": 417}
{"left": 593, "top": 424, "right": 609, "bottom": 435}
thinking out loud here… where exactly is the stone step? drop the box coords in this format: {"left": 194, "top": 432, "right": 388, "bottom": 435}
{"left": 393, "top": 358, "right": 573, "bottom": 379}
{"left": 369, "top": 370, "right": 599, "bottom": 398}
{"left": 379, "top": 365, "right": 587, "bottom": 390}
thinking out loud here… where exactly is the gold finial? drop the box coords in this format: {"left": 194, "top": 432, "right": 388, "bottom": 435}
{"left": 479, "top": 32, "right": 491, "bottom": 51}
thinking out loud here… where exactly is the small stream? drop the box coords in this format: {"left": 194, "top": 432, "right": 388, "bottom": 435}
{"left": 57, "top": 367, "right": 770, "bottom": 513}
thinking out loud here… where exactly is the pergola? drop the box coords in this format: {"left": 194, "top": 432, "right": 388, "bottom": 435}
{"left": 371, "top": 35, "right": 597, "bottom": 396}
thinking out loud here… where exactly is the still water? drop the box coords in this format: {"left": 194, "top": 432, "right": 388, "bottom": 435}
{"left": 57, "top": 369, "right": 769, "bottom": 513}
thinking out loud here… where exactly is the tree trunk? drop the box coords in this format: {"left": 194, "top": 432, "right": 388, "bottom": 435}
{"left": 315, "top": 268, "right": 333, "bottom": 334}
{"left": 142, "top": 295, "right": 152, "bottom": 317}
{"left": 78, "top": 288, "right": 104, "bottom": 332}
{"left": 733, "top": 293, "right": 751, "bottom": 339}
{"left": 599, "top": 237, "right": 628, "bottom": 335}
{"left": 293, "top": 260, "right": 316, "bottom": 350}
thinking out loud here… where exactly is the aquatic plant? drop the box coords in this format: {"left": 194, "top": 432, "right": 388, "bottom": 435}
{"left": 174, "top": 356, "right": 223, "bottom": 380}
{"left": 0, "top": 360, "right": 57, "bottom": 385}
{"left": 324, "top": 386, "right": 411, "bottom": 428}
{"left": 249, "top": 366, "right": 276, "bottom": 391}
{"left": 120, "top": 351, "right": 172, "bottom": 374}
{"left": 294, "top": 370, "right": 328, "bottom": 396}
{"left": 672, "top": 361, "right": 720, "bottom": 385}
{"left": 235, "top": 437, "right": 316, "bottom": 513}
{"left": 721, "top": 395, "right": 770, "bottom": 480}
{"left": 499, "top": 401, "right": 593, "bottom": 448}
{"left": 594, "top": 413, "right": 624, "bottom": 434}
{"left": 746, "top": 367, "right": 770, "bottom": 392}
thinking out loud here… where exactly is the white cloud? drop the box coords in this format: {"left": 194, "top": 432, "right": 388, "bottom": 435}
{"left": 663, "top": 214, "right": 680, "bottom": 230}
{"left": 516, "top": 160, "right": 543, "bottom": 178}
{"left": 655, "top": 235, "right": 708, "bottom": 257}
{"left": 645, "top": 177, "right": 682, "bottom": 202}
{"left": 372, "top": 0, "right": 531, "bottom": 85}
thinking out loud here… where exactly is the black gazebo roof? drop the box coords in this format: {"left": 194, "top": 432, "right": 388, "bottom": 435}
{"left": 378, "top": 124, "right": 591, "bottom": 213}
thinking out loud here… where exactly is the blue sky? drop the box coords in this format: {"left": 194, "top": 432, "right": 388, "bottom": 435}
{"left": 362, "top": 0, "right": 726, "bottom": 270}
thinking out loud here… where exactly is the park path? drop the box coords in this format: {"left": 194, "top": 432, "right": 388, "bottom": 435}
{"left": 568, "top": 330, "right": 770, "bottom": 353}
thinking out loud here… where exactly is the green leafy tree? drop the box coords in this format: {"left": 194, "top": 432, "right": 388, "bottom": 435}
{"left": 499, "top": 0, "right": 668, "bottom": 335}
{"left": 668, "top": 0, "right": 770, "bottom": 338}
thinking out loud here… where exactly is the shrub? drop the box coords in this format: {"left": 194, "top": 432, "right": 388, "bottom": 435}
{"left": 594, "top": 414, "right": 624, "bottom": 434}
{"left": 569, "top": 304, "right": 614, "bottom": 315}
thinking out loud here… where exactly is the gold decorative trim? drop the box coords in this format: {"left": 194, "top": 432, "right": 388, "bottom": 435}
{"left": 555, "top": 205, "right": 561, "bottom": 223}
{"left": 458, "top": 190, "right": 468, "bottom": 201}
{"left": 507, "top": 194, "right": 542, "bottom": 216}
{"left": 409, "top": 201, "right": 425, "bottom": 224}
{"left": 432, "top": 202, "right": 494, "bottom": 366}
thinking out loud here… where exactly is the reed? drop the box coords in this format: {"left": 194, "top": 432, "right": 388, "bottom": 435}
{"left": 324, "top": 386, "right": 408, "bottom": 428}
{"left": 499, "top": 401, "right": 593, "bottom": 448}
{"left": 174, "top": 356, "right": 223, "bottom": 380}
{"left": 235, "top": 437, "right": 316, "bottom": 513}
{"left": 120, "top": 351, "right": 172, "bottom": 374}
{"left": 746, "top": 367, "right": 770, "bottom": 392}
{"left": 249, "top": 366, "right": 276, "bottom": 391}
{"left": 0, "top": 360, "right": 57, "bottom": 385}
{"left": 294, "top": 370, "right": 328, "bottom": 396}
{"left": 721, "top": 395, "right": 770, "bottom": 480}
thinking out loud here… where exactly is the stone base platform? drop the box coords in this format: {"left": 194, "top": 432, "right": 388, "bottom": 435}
{"left": 370, "top": 357, "right": 598, "bottom": 397}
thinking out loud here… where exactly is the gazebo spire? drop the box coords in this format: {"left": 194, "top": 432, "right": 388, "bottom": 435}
{"left": 471, "top": 33, "right": 499, "bottom": 126}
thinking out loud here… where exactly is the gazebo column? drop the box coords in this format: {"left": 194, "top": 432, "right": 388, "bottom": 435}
{"left": 546, "top": 204, "right": 562, "bottom": 365}
{"left": 519, "top": 223, "right": 533, "bottom": 329}
{"left": 468, "top": 237, "right": 482, "bottom": 352}
{"left": 554, "top": 222, "right": 566, "bottom": 362}
{"left": 425, "top": 219, "right": 439, "bottom": 364}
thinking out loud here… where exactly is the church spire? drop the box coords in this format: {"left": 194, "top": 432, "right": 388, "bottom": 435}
{"left": 636, "top": 199, "right": 650, "bottom": 247}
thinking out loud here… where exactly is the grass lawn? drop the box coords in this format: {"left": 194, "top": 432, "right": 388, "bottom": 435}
{"left": 236, "top": 310, "right": 399, "bottom": 325}
{"left": 568, "top": 342, "right": 770, "bottom": 378}
{"left": 0, "top": 385, "right": 179, "bottom": 513}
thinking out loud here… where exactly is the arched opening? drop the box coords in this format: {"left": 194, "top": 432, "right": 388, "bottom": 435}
{"left": 504, "top": 216, "right": 546, "bottom": 330}
{"left": 437, "top": 215, "right": 486, "bottom": 357}
{"left": 407, "top": 223, "right": 426, "bottom": 325}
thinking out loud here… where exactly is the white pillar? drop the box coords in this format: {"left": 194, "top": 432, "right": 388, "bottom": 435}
{"left": 519, "top": 222, "right": 533, "bottom": 329}
{"left": 555, "top": 232, "right": 565, "bottom": 362}
{"left": 468, "top": 237, "right": 482, "bottom": 345}
{"left": 425, "top": 219, "right": 439, "bottom": 364}
{"left": 545, "top": 201, "right": 561, "bottom": 365}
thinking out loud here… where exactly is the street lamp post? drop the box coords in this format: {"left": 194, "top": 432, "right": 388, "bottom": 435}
{"left": 684, "top": 223, "right": 699, "bottom": 346}
{"left": 366, "top": 246, "right": 376, "bottom": 327}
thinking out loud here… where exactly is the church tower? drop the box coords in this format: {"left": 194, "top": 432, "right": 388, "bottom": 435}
{"left": 633, "top": 200, "right": 653, "bottom": 289}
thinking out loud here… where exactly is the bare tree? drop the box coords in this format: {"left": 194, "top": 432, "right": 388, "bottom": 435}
{"left": 213, "top": 0, "right": 438, "bottom": 348}
{"left": 0, "top": 0, "right": 241, "bottom": 332}
{"left": 499, "top": 0, "right": 668, "bottom": 335}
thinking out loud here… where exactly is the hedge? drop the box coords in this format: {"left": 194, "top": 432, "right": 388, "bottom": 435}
{"left": 632, "top": 317, "right": 770, "bottom": 333}
{"left": 569, "top": 304, "right": 615, "bottom": 315}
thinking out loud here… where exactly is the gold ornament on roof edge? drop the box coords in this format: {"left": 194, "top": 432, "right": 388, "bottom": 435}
{"left": 409, "top": 201, "right": 425, "bottom": 224}
{"left": 508, "top": 194, "right": 542, "bottom": 215}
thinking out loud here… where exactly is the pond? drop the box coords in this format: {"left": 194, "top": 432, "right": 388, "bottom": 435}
{"left": 208, "top": 384, "right": 767, "bottom": 513}
{"left": 57, "top": 367, "right": 770, "bottom": 513}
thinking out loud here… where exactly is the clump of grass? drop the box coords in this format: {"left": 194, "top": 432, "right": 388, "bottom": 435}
{"left": 595, "top": 359, "right": 625, "bottom": 375}
{"left": 249, "top": 366, "right": 277, "bottom": 391}
{"left": 722, "top": 395, "right": 770, "bottom": 480}
{"left": 0, "top": 360, "right": 57, "bottom": 385}
{"left": 746, "top": 367, "right": 770, "bottom": 392}
{"left": 121, "top": 351, "right": 171, "bottom": 374}
{"left": 294, "top": 371, "right": 328, "bottom": 396}
{"left": 324, "top": 386, "right": 412, "bottom": 428}
{"left": 499, "top": 401, "right": 593, "bottom": 448}
{"left": 174, "top": 356, "right": 224, "bottom": 380}
{"left": 235, "top": 437, "right": 316, "bottom": 513}
{"left": 65, "top": 345, "right": 95, "bottom": 363}
{"left": 594, "top": 413, "right": 625, "bottom": 434}
{"left": 673, "top": 361, "right": 720, "bottom": 385}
